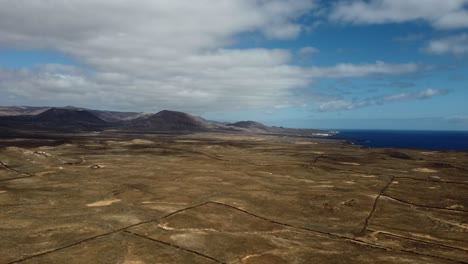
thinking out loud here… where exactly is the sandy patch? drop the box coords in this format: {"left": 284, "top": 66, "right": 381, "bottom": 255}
{"left": 86, "top": 199, "right": 121, "bottom": 207}
{"left": 36, "top": 171, "right": 55, "bottom": 177}
{"left": 312, "top": 185, "right": 334, "bottom": 188}
{"left": 169, "top": 233, "right": 205, "bottom": 248}
{"left": 295, "top": 141, "right": 317, "bottom": 145}
{"left": 141, "top": 201, "right": 188, "bottom": 212}
{"left": 174, "top": 140, "right": 200, "bottom": 143}
{"left": 412, "top": 168, "right": 438, "bottom": 173}
{"left": 122, "top": 253, "right": 144, "bottom": 264}
{"left": 158, "top": 223, "right": 176, "bottom": 231}
{"left": 141, "top": 201, "right": 187, "bottom": 205}
{"left": 146, "top": 204, "right": 185, "bottom": 212}
{"left": 120, "top": 139, "right": 154, "bottom": 146}
{"left": 339, "top": 162, "right": 360, "bottom": 166}
{"left": 121, "top": 244, "right": 144, "bottom": 264}
{"left": 242, "top": 254, "right": 263, "bottom": 262}
{"left": 105, "top": 214, "right": 140, "bottom": 224}
{"left": 420, "top": 152, "right": 437, "bottom": 155}
{"left": 5, "top": 146, "right": 26, "bottom": 152}
{"left": 426, "top": 215, "right": 468, "bottom": 230}
{"left": 447, "top": 204, "right": 464, "bottom": 210}
{"left": 123, "top": 260, "right": 144, "bottom": 264}
{"left": 355, "top": 174, "right": 376, "bottom": 178}
{"left": 0, "top": 190, "right": 6, "bottom": 194}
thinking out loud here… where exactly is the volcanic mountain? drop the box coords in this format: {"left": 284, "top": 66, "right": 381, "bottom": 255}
{"left": 35, "top": 108, "right": 107, "bottom": 125}
{"left": 0, "top": 106, "right": 335, "bottom": 136}
{"left": 47, "top": 106, "right": 152, "bottom": 123}
{"left": 0, "top": 108, "right": 107, "bottom": 130}
{"left": 91, "top": 111, "right": 153, "bottom": 123}
{"left": 229, "top": 121, "right": 269, "bottom": 130}
{"left": 128, "top": 110, "right": 214, "bottom": 131}
{"left": 227, "top": 120, "right": 335, "bottom": 136}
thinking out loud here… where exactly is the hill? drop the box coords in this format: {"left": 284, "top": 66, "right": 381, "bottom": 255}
{"left": 229, "top": 121, "right": 269, "bottom": 130}
{"left": 127, "top": 110, "right": 214, "bottom": 131}
{"left": 0, "top": 108, "right": 108, "bottom": 131}
{"left": 35, "top": 108, "right": 106, "bottom": 125}
{"left": 0, "top": 105, "right": 335, "bottom": 136}
{"left": 0, "top": 106, "right": 150, "bottom": 123}
{"left": 0, "top": 106, "right": 49, "bottom": 116}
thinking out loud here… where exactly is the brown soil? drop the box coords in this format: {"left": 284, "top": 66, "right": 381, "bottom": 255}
{"left": 1, "top": 132, "right": 467, "bottom": 263}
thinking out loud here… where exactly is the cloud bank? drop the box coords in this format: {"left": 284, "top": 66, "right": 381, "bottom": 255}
{"left": 0, "top": 1, "right": 438, "bottom": 113}
{"left": 425, "top": 34, "right": 468, "bottom": 55}
{"left": 330, "top": 0, "right": 468, "bottom": 29}
{"left": 0, "top": 0, "right": 314, "bottom": 111}
{"left": 318, "top": 88, "right": 449, "bottom": 111}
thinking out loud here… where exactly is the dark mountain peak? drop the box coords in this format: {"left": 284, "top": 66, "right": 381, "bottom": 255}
{"left": 38, "top": 107, "right": 79, "bottom": 117}
{"left": 62, "top": 105, "right": 81, "bottom": 109}
{"left": 39, "top": 107, "right": 67, "bottom": 115}
{"left": 155, "top": 109, "right": 187, "bottom": 116}
{"left": 229, "top": 121, "right": 268, "bottom": 129}
{"left": 152, "top": 110, "right": 205, "bottom": 124}
{"left": 0, "top": 105, "right": 333, "bottom": 136}
{"left": 129, "top": 110, "right": 212, "bottom": 131}
{"left": 36, "top": 108, "right": 106, "bottom": 124}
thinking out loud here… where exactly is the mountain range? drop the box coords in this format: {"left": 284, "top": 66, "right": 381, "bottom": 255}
{"left": 0, "top": 106, "right": 333, "bottom": 136}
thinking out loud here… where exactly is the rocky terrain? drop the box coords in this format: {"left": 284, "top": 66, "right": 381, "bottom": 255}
{"left": 0, "top": 131, "right": 467, "bottom": 263}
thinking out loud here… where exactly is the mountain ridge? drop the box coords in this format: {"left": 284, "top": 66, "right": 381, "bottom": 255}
{"left": 0, "top": 105, "right": 334, "bottom": 136}
{"left": 35, "top": 108, "right": 106, "bottom": 124}
{"left": 127, "top": 110, "right": 214, "bottom": 131}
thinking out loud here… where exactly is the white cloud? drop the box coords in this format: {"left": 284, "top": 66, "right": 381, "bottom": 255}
{"left": 318, "top": 88, "right": 449, "bottom": 111}
{"left": 0, "top": 59, "right": 423, "bottom": 112}
{"left": 298, "top": 46, "right": 320, "bottom": 56}
{"left": 330, "top": 0, "right": 468, "bottom": 29}
{"left": 0, "top": 0, "right": 427, "bottom": 113}
{"left": 384, "top": 88, "right": 448, "bottom": 101}
{"left": 0, "top": 0, "right": 313, "bottom": 112}
{"left": 309, "top": 61, "right": 419, "bottom": 78}
{"left": 425, "top": 34, "right": 468, "bottom": 55}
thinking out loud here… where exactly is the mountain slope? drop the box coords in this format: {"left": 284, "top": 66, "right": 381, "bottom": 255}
{"left": 128, "top": 110, "right": 213, "bottom": 131}
{"left": 0, "top": 105, "right": 334, "bottom": 136}
{"left": 229, "top": 121, "right": 269, "bottom": 130}
{"left": 227, "top": 120, "right": 336, "bottom": 136}
{"left": 35, "top": 108, "right": 106, "bottom": 124}
{"left": 89, "top": 110, "right": 153, "bottom": 122}
{"left": 0, "top": 107, "right": 108, "bottom": 131}
{"left": 0, "top": 106, "right": 49, "bottom": 116}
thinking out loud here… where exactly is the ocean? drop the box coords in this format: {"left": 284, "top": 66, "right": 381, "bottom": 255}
{"left": 329, "top": 129, "right": 468, "bottom": 151}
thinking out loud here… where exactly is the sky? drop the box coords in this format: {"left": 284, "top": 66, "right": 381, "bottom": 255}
{"left": 0, "top": 0, "right": 467, "bottom": 130}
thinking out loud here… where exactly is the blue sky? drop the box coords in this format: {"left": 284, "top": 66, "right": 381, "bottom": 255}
{"left": 0, "top": 0, "right": 467, "bottom": 130}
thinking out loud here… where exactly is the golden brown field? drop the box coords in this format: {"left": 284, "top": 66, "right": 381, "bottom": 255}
{"left": 1, "top": 132, "right": 467, "bottom": 263}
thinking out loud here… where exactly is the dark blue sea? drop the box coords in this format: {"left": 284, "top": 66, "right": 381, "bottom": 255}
{"left": 329, "top": 130, "right": 468, "bottom": 151}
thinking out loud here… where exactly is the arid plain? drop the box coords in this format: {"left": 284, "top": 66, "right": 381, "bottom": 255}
{"left": 1, "top": 132, "right": 467, "bottom": 264}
